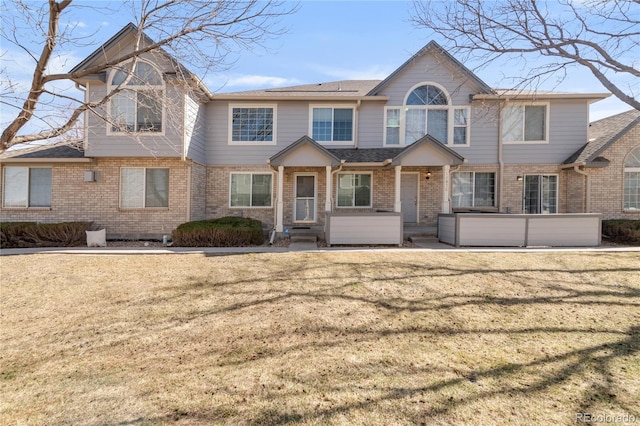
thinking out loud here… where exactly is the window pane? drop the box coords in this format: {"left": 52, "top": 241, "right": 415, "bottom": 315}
{"left": 624, "top": 171, "right": 640, "bottom": 209}
{"left": 427, "top": 109, "right": 448, "bottom": 143}
{"left": 3, "top": 167, "right": 28, "bottom": 208}
{"left": 474, "top": 173, "right": 495, "bottom": 207}
{"left": 338, "top": 174, "right": 354, "bottom": 207}
{"left": 312, "top": 108, "right": 332, "bottom": 141}
{"left": 121, "top": 168, "right": 145, "bottom": 208}
{"left": 354, "top": 174, "right": 371, "bottom": 206}
{"left": 525, "top": 106, "right": 545, "bottom": 141}
{"left": 29, "top": 168, "right": 52, "bottom": 207}
{"left": 452, "top": 172, "right": 473, "bottom": 208}
{"left": 502, "top": 106, "right": 524, "bottom": 142}
{"left": 232, "top": 108, "right": 273, "bottom": 142}
{"left": 624, "top": 146, "right": 640, "bottom": 167}
{"left": 133, "top": 62, "right": 162, "bottom": 85}
{"left": 542, "top": 175, "right": 557, "bottom": 213}
{"left": 453, "top": 127, "right": 467, "bottom": 145}
{"left": 454, "top": 109, "right": 467, "bottom": 126}
{"left": 111, "top": 91, "right": 136, "bottom": 131}
{"left": 524, "top": 175, "right": 540, "bottom": 213}
{"left": 333, "top": 108, "right": 353, "bottom": 141}
{"left": 251, "top": 174, "right": 272, "bottom": 207}
{"left": 405, "top": 109, "right": 426, "bottom": 144}
{"left": 137, "top": 92, "right": 162, "bottom": 132}
{"left": 386, "top": 109, "right": 400, "bottom": 145}
{"left": 296, "top": 175, "right": 315, "bottom": 198}
{"left": 407, "top": 85, "right": 447, "bottom": 105}
{"left": 145, "top": 169, "right": 168, "bottom": 207}
{"left": 230, "top": 174, "right": 251, "bottom": 207}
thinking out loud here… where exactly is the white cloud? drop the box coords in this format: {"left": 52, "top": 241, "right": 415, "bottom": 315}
{"left": 205, "top": 74, "right": 302, "bottom": 91}
{"left": 308, "top": 63, "right": 393, "bottom": 81}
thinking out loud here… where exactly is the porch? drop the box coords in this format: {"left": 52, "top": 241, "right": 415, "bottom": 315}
{"left": 268, "top": 135, "right": 465, "bottom": 243}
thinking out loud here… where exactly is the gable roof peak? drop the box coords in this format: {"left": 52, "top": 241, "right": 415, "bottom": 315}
{"left": 367, "top": 40, "right": 493, "bottom": 96}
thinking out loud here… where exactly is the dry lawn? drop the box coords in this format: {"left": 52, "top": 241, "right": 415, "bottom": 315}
{"left": 1, "top": 251, "right": 639, "bottom": 425}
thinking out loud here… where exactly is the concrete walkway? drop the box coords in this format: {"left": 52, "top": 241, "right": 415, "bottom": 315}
{"left": 1, "top": 241, "right": 638, "bottom": 256}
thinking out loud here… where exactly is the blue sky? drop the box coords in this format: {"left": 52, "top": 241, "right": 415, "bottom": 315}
{"left": 1, "top": 0, "right": 633, "bottom": 129}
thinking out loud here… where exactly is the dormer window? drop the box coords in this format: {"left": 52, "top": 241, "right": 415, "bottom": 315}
{"left": 108, "top": 60, "right": 164, "bottom": 133}
{"left": 384, "top": 82, "right": 470, "bottom": 147}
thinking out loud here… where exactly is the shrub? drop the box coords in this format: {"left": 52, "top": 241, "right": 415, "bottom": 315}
{"left": 602, "top": 219, "right": 640, "bottom": 245}
{"left": 172, "top": 217, "right": 265, "bottom": 247}
{"left": 0, "top": 222, "right": 96, "bottom": 248}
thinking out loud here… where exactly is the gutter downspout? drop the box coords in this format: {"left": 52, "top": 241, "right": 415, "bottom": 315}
{"left": 354, "top": 100, "right": 361, "bottom": 149}
{"left": 268, "top": 161, "right": 282, "bottom": 233}
{"left": 330, "top": 161, "right": 345, "bottom": 211}
{"left": 573, "top": 165, "right": 591, "bottom": 212}
{"left": 75, "top": 82, "right": 88, "bottom": 152}
{"left": 498, "top": 100, "right": 505, "bottom": 212}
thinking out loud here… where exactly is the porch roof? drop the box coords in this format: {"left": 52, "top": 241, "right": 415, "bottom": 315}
{"left": 269, "top": 135, "right": 466, "bottom": 168}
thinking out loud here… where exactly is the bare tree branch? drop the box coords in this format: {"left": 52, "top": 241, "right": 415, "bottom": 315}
{"left": 1, "top": 0, "right": 296, "bottom": 152}
{"left": 411, "top": 0, "right": 639, "bottom": 111}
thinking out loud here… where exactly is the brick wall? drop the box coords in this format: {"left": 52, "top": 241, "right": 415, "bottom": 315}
{"left": 580, "top": 125, "right": 640, "bottom": 219}
{"left": 1, "top": 158, "right": 190, "bottom": 238}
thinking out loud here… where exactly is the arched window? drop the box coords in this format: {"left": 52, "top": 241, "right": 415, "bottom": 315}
{"left": 384, "top": 82, "right": 469, "bottom": 146}
{"left": 624, "top": 146, "right": 640, "bottom": 210}
{"left": 108, "top": 60, "right": 164, "bottom": 133}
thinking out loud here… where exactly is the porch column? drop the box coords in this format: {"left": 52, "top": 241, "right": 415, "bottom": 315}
{"left": 325, "top": 166, "right": 332, "bottom": 212}
{"left": 394, "top": 165, "right": 402, "bottom": 212}
{"left": 276, "top": 165, "right": 284, "bottom": 232}
{"left": 441, "top": 164, "right": 451, "bottom": 213}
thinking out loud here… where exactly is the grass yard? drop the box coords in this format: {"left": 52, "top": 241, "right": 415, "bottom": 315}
{"left": 1, "top": 251, "right": 639, "bottom": 425}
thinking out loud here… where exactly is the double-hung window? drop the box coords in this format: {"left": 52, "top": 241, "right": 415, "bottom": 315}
{"left": 109, "top": 61, "right": 164, "bottom": 133}
{"left": 337, "top": 173, "right": 371, "bottom": 207}
{"left": 384, "top": 83, "right": 470, "bottom": 146}
{"left": 2, "top": 167, "right": 52, "bottom": 208}
{"left": 120, "top": 168, "right": 169, "bottom": 208}
{"left": 624, "top": 146, "right": 640, "bottom": 210}
{"left": 501, "top": 103, "right": 548, "bottom": 143}
{"left": 230, "top": 173, "right": 273, "bottom": 207}
{"left": 311, "top": 106, "right": 354, "bottom": 143}
{"left": 230, "top": 106, "right": 276, "bottom": 144}
{"left": 452, "top": 172, "right": 495, "bottom": 208}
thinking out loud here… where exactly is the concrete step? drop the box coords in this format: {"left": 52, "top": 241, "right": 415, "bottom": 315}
{"left": 409, "top": 235, "right": 440, "bottom": 244}
{"left": 290, "top": 235, "right": 317, "bottom": 243}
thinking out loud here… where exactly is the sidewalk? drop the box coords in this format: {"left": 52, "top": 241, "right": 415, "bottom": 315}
{"left": 1, "top": 240, "right": 638, "bottom": 255}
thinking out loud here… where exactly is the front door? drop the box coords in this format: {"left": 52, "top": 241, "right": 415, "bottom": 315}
{"left": 294, "top": 174, "right": 316, "bottom": 223}
{"left": 400, "top": 173, "right": 419, "bottom": 223}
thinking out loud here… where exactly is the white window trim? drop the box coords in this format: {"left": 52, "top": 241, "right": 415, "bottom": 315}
{"left": 336, "top": 171, "right": 373, "bottom": 209}
{"left": 293, "top": 172, "right": 318, "bottom": 223}
{"left": 522, "top": 173, "right": 559, "bottom": 214}
{"left": 308, "top": 104, "right": 356, "bottom": 145}
{"left": 228, "top": 171, "right": 274, "bottom": 208}
{"left": 228, "top": 104, "right": 277, "bottom": 146}
{"left": 2, "top": 166, "right": 52, "bottom": 209}
{"left": 119, "top": 167, "right": 169, "bottom": 209}
{"left": 383, "top": 81, "right": 470, "bottom": 147}
{"left": 106, "top": 59, "right": 166, "bottom": 136}
{"left": 501, "top": 102, "right": 550, "bottom": 145}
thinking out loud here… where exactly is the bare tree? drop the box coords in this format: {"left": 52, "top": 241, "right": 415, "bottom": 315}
{"left": 0, "top": 0, "right": 295, "bottom": 152}
{"left": 411, "top": 0, "right": 640, "bottom": 110}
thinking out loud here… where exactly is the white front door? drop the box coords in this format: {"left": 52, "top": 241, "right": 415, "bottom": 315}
{"left": 294, "top": 174, "right": 317, "bottom": 223}
{"left": 400, "top": 173, "right": 419, "bottom": 223}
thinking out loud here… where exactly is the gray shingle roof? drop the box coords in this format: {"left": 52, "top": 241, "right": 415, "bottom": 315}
{"left": 1, "top": 144, "right": 85, "bottom": 160}
{"left": 564, "top": 109, "right": 640, "bottom": 165}
{"left": 216, "top": 80, "right": 382, "bottom": 98}
{"left": 327, "top": 148, "right": 404, "bottom": 163}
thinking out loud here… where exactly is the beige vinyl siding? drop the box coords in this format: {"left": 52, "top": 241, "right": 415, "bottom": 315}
{"left": 357, "top": 102, "right": 385, "bottom": 148}
{"left": 503, "top": 100, "right": 589, "bottom": 164}
{"left": 184, "top": 93, "right": 207, "bottom": 164}
{"left": 86, "top": 82, "right": 184, "bottom": 157}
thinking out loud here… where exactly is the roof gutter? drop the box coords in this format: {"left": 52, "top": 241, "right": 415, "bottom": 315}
{"left": 210, "top": 95, "right": 389, "bottom": 102}
{"left": 0, "top": 158, "right": 93, "bottom": 163}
